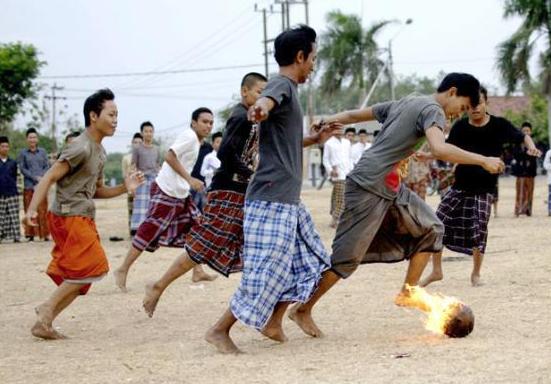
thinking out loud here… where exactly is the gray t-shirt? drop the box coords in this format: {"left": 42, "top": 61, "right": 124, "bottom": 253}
{"left": 246, "top": 75, "right": 303, "bottom": 204}
{"left": 349, "top": 95, "right": 446, "bottom": 200}
{"left": 50, "top": 130, "right": 106, "bottom": 219}
{"left": 132, "top": 144, "right": 160, "bottom": 176}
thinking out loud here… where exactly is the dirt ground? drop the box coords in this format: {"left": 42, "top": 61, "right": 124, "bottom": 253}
{"left": 1, "top": 176, "right": 550, "bottom": 384}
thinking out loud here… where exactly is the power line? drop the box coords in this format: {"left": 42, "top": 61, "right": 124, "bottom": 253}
{"left": 39, "top": 63, "right": 265, "bottom": 80}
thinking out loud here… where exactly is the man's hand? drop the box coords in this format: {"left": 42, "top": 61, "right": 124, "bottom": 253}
{"left": 188, "top": 177, "right": 205, "bottom": 192}
{"left": 248, "top": 105, "right": 269, "bottom": 123}
{"left": 482, "top": 157, "right": 505, "bottom": 174}
{"left": 527, "top": 146, "right": 542, "bottom": 157}
{"left": 317, "top": 121, "right": 344, "bottom": 144}
{"left": 414, "top": 151, "right": 434, "bottom": 162}
{"left": 24, "top": 210, "right": 38, "bottom": 228}
{"left": 125, "top": 171, "right": 145, "bottom": 194}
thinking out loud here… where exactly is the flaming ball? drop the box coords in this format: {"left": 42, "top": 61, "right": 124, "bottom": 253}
{"left": 441, "top": 302, "right": 475, "bottom": 338}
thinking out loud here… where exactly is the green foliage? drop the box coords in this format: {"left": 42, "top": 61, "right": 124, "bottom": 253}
{"left": 503, "top": 92, "right": 549, "bottom": 144}
{"left": 103, "top": 152, "right": 124, "bottom": 184}
{"left": 0, "top": 42, "right": 45, "bottom": 131}
{"left": 6, "top": 129, "right": 56, "bottom": 158}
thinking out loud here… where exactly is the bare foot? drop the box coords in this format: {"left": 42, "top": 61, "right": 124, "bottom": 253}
{"left": 191, "top": 270, "right": 218, "bottom": 283}
{"left": 261, "top": 325, "right": 288, "bottom": 342}
{"left": 114, "top": 268, "right": 128, "bottom": 292}
{"left": 471, "top": 274, "right": 484, "bottom": 287}
{"left": 419, "top": 271, "right": 443, "bottom": 287}
{"left": 394, "top": 290, "right": 430, "bottom": 312}
{"left": 143, "top": 283, "right": 162, "bottom": 318}
{"left": 31, "top": 321, "right": 63, "bottom": 340}
{"left": 205, "top": 328, "right": 242, "bottom": 354}
{"left": 288, "top": 304, "right": 323, "bottom": 338}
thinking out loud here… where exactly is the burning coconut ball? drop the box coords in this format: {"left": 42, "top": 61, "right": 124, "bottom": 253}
{"left": 441, "top": 302, "right": 474, "bottom": 338}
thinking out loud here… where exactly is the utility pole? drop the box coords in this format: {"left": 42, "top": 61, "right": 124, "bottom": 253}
{"left": 388, "top": 40, "right": 395, "bottom": 100}
{"left": 255, "top": 4, "right": 278, "bottom": 77}
{"left": 44, "top": 83, "right": 66, "bottom": 152}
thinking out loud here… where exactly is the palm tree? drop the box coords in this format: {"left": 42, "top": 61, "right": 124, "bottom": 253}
{"left": 496, "top": 0, "right": 551, "bottom": 145}
{"left": 317, "top": 11, "right": 395, "bottom": 102}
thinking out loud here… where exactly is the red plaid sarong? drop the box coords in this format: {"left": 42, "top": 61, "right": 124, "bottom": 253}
{"left": 132, "top": 182, "right": 200, "bottom": 252}
{"left": 185, "top": 190, "right": 245, "bottom": 276}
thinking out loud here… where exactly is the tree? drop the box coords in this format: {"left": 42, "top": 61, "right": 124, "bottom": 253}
{"left": 0, "top": 42, "right": 45, "bottom": 132}
{"left": 496, "top": 0, "right": 550, "bottom": 145}
{"left": 317, "top": 11, "right": 394, "bottom": 102}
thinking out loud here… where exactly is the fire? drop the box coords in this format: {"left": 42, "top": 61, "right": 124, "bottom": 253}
{"left": 403, "top": 284, "right": 474, "bottom": 338}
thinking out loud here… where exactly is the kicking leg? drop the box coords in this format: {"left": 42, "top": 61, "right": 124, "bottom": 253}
{"left": 289, "top": 270, "right": 341, "bottom": 337}
{"left": 471, "top": 248, "right": 484, "bottom": 287}
{"left": 205, "top": 308, "right": 241, "bottom": 354}
{"left": 419, "top": 252, "right": 443, "bottom": 287}
{"left": 191, "top": 264, "right": 218, "bottom": 283}
{"left": 261, "top": 302, "right": 290, "bottom": 342}
{"left": 143, "top": 251, "right": 197, "bottom": 317}
{"left": 114, "top": 245, "right": 143, "bottom": 292}
{"left": 395, "top": 252, "right": 432, "bottom": 311}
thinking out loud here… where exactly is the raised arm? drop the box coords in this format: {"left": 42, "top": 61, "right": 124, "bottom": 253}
{"left": 425, "top": 126, "right": 504, "bottom": 173}
{"left": 164, "top": 149, "right": 204, "bottom": 192}
{"left": 247, "top": 97, "right": 277, "bottom": 123}
{"left": 321, "top": 107, "right": 377, "bottom": 125}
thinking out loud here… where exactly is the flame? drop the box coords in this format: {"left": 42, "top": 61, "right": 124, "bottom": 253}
{"left": 403, "top": 284, "right": 464, "bottom": 335}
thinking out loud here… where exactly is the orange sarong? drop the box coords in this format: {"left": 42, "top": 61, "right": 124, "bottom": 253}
{"left": 46, "top": 212, "right": 109, "bottom": 295}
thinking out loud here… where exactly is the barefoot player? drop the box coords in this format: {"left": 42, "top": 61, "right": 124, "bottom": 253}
{"left": 27, "top": 89, "right": 144, "bottom": 339}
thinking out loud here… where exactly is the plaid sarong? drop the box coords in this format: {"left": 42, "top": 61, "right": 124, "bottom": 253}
{"left": 230, "top": 200, "right": 330, "bottom": 330}
{"left": 130, "top": 175, "right": 155, "bottom": 231}
{"left": 330, "top": 180, "right": 346, "bottom": 221}
{"left": 436, "top": 188, "right": 492, "bottom": 255}
{"left": 132, "top": 182, "right": 200, "bottom": 252}
{"left": 186, "top": 190, "right": 245, "bottom": 276}
{"left": 0, "top": 195, "right": 21, "bottom": 241}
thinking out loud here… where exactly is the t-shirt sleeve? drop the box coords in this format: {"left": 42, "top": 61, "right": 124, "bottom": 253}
{"left": 170, "top": 131, "right": 195, "bottom": 157}
{"left": 58, "top": 140, "right": 88, "bottom": 170}
{"left": 371, "top": 101, "right": 394, "bottom": 123}
{"left": 261, "top": 77, "right": 292, "bottom": 106}
{"left": 498, "top": 117, "right": 525, "bottom": 144}
{"left": 418, "top": 104, "right": 446, "bottom": 134}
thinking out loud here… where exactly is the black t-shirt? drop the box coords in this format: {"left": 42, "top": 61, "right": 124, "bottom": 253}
{"left": 511, "top": 144, "right": 538, "bottom": 177}
{"left": 447, "top": 115, "right": 525, "bottom": 194}
{"left": 191, "top": 142, "right": 213, "bottom": 183}
{"left": 209, "top": 103, "right": 257, "bottom": 194}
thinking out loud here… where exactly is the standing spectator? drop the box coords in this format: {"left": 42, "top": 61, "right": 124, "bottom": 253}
{"left": 512, "top": 122, "right": 538, "bottom": 216}
{"left": 130, "top": 122, "right": 161, "bottom": 235}
{"left": 350, "top": 128, "right": 371, "bottom": 166}
{"left": 17, "top": 128, "right": 50, "bottom": 241}
{"left": 0, "top": 136, "right": 21, "bottom": 243}
{"left": 323, "top": 131, "right": 352, "bottom": 228}
{"left": 190, "top": 133, "right": 213, "bottom": 212}
{"left": 543, "top": 148, "right": 551, "bottom": 216}
{"left": 200, "top": 132, "right": 223, "bottom": 189}
{"left": 121, "top": 133, "right": 143, "bottom": 235}
{"left": 344, "top": 127, "right": 356, "bottom": 144}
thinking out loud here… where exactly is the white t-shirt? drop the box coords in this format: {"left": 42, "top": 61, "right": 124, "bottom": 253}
{"left": 155, "top": 129, "right": 200, "bottom": 199}
{"left": 200, "top": 150, "right": 221, "bottom": 188}
{"left": 323, "top": 136, "right": 352, "bottom": 181}
{"left": 350, "top": 141, "right": 372, "bottom": 166}
{"left": 543, "top": 149, "right": 551, "bottom": 184}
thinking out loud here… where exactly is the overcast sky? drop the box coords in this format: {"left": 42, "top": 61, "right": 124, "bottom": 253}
{"left": 2, "top": 0, "right": 529, "bottom": 153}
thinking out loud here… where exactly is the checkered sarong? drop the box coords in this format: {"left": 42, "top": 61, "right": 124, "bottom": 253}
{"left": 132, "top": 182, "right": 200, "bottom": 252}
{"left": 330, "top": 180, "right": 345, "bottom": 221}
{"left": 0, "top": 195, "right": 21, "bottom": 241}
{"left": 230, "top": 200, "right": 330, "bottom": 330}
{"left": 436, "top": 188, "right": 492, "bottom": 255}
{"left": 186, "top": 190, "right": 245, "bottom": 276}
{"left": 130, "top": 175, "right": 155, "bottom": 231}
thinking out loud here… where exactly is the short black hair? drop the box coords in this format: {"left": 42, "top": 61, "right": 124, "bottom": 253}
{"left": 480, "top": 85, "right": 488, "bottom": 101}
{"left": 241, "top": 72, "right": 268, "bottom": 88}
{"left": 274, "top": 25, "right": 317, "bottom": 66}
{"left": 26, "top": 128, "right": 38, "bottom": 137}
{"left": 133, "top": 132, "right": 143, "bottom": 140}
{"left": 345, "top": 127, "right": 356, "bottom": 134}
{"left": 140, "top": 121, "right": 154, "bottom": 132}
{"left": 521, "top": 121, "right": 532, "bottom": 129}
{"left": 211, "top": 132, "right": 223, "bottom": 141}
{"left": 83, "top": 88, "right": 115, "bottom": 127}
{"left": 64, "top": 131, "right": 80, "bottom": 143}
{"left": 358, "top": 129, "right": 368, "bottom": 135}
{"left": 0, "top": 136, "right": 9, "bottom": 144}
{"left": 373, "top": 130, "right": 380, "bottom": 137}
{"left": 191, "top": 107, "right": 213, "bottom": 123}
{"left": 437, "top": 73, "right": 480, "bottom": 107}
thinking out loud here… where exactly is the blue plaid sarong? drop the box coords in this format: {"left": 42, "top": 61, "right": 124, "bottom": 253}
{"left": 131, "top": 175, "right": 155, "bottom": 231}
{"left": 230, "top": 200, "right": 331, "bottom": 330}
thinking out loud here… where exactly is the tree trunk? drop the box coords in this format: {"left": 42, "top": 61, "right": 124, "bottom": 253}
{"left": 547, "top": 94, "right": 551, "bottom": 148}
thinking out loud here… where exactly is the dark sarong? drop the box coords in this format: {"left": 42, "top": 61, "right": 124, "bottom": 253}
{"left": 514, "top": 176, "right": 534, "bottom": 216}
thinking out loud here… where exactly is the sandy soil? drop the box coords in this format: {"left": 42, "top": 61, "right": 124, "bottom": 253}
{"left": 1, "top": 176, "right": 550, "bottom": 384}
